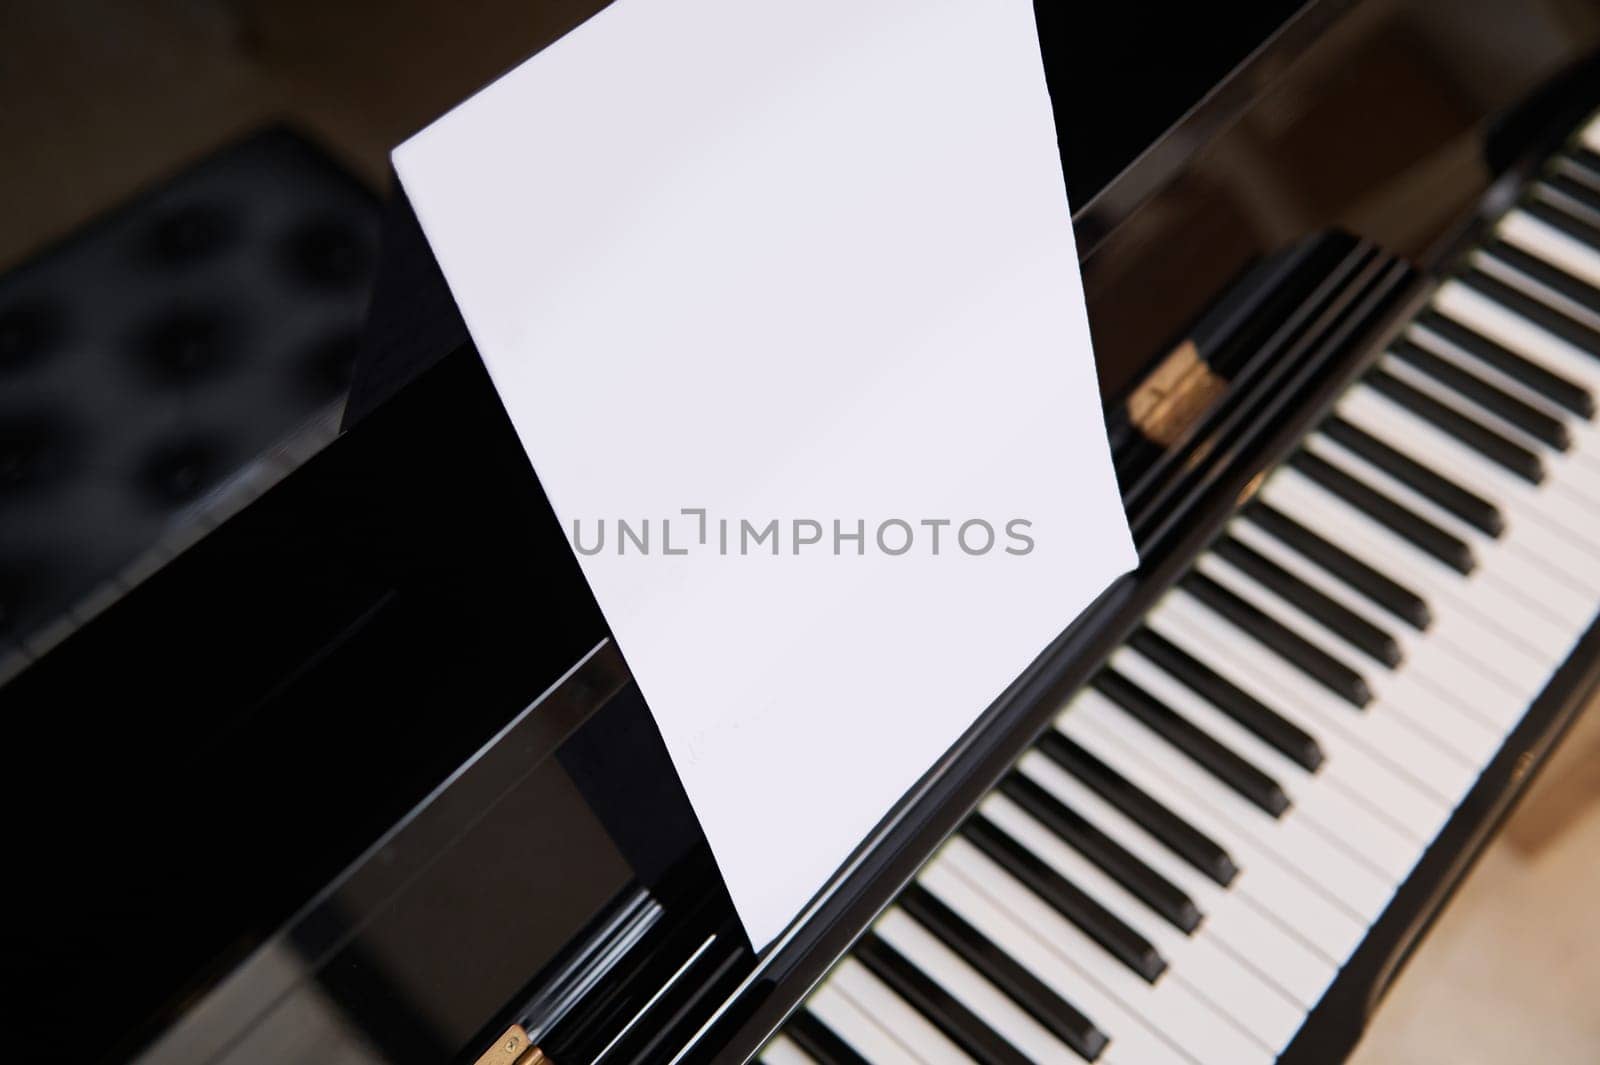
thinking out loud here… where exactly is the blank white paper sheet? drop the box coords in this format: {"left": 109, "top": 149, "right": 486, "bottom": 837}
{"left": 394, "top": 0, "right": 1137, "bottom": 949}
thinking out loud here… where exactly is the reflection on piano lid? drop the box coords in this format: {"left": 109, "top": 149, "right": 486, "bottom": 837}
{"left": 12, "top": 3, "right": 1600, "bottom": 1065}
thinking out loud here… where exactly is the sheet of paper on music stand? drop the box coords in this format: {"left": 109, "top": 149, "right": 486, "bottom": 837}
{"left": 394, "top": 0, "right": 1136, "bottom": 949}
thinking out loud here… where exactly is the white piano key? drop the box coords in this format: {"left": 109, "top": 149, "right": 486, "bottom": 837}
{"left": 1110, "top": 644, "right": 1423, "bottom": 877}
{"left": 935, "top": 839, "right": 1273, "bottom": 1065}
{"left": 920, "top": 849, "right": 1198, "bottom": 1065}
{"left": 1145, "top": 600, "right": 1453, "bottom": 838}
{"left": 1375, "top": 352, "right": 1600, "bottom": 543}
{"left": 1232, "top": 505, "right": 1515, "bottom": 720}
{"left": 1331, "top": 390, "right": 1600, "bottom": 633}
{"left": 1260, "top": 466, "right": 1561, "bottom": 690}
{"left": 760, "top": 1034, "right": 816, "bottom": 1065}
{"left": 1263, "top": 462, "right": 1569, "bottom": 716}
{"left": 1292, "top": 423, "right": 1583, "bottom": 661}
{"left": 1065, "top": 690, "right": 1397, "bottom": 919}
{"left": 1474, "top": 248, "right": 1600, "bottom": 340}
{"left": 1257, "top": 461, "right": 1558, "bottom": 686}
{"left": 1579, "top": 114, "right": 1600, "bottom": 156}
{"left": 1328, "top": 375, "right": 1600, "bottom": 578}
{"left": 1499, "top": 205, "right": 1600, "bottom": 305}
{"left": 874, "top": 907, "right": 1083, "bottom": 1064}
{"left": 1155, "top": 588, "right": 1476, "bottom": 807}
{"left": 1263, "top": 453, "right": 1522, "bottom": 647}
{"left": 1435, "top": 277, "right": 1600, "bottom": 394}
{"left": 1406, "top": 315, "right": 1595, "bottom": 436}
{"left": 1195, "top": 548, "right": 1499, "bottom": 770}
{"left": 824, "top": 958, "right": 974, "bottom": 1065}
{"left": 1016, "top": 749, "right": 1339, "bottom": 1008}
{"left": 1337, "top": 376, "right": 1567, "bottom": 520}
{"left": 1314, "top": 407, "right": 1600, "bottom": 615}
{"left": 978, "top": 792, "right": 1306, "bottom": 1052}
{"left": 1417, "top": 330, "right": 1600, "bottom": 493}
{"left": 1536, "top": 171, "right": 1600, "bottom": 231}
{"left": 1420, "top": 295, "right": 1600, "bottom": 508}
{"left": 808, "top": 978, "right": 933, "bottom": 1065}
{"left": 1056, "top": 694, "right": 1370, "bottom": 962}
{"left": 1459, "top": 225, "right": 1600, "bottom": 476}
{"left": 1406, "top": 318, "right": 1600, "bottom": 447}
{"left": 1301, "top": 428, "right": 1598, "bottom": 700}
{"left": 1227, "top": 516, "right": 1528, "bottom": 721}
{"left": 1554, "top": 147, "right": 1600, "bottom": 190}
{"left": 1203, "top": 540, "right": 1497, "bottom": 764}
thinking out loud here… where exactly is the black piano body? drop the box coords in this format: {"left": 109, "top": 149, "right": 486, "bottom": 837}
{"left": 9, "top": 1, "right": 1600, "bottom": 1062}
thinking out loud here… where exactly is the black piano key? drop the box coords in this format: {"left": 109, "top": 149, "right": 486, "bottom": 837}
{"left": 1181, "top": 567, "right": 1374, "bottom": 707}
{"left": 1244, "top": 501, "right": 1432, "bottom": 629}
{"left": 997, "top": 771, "right": 1202, "bottom": 934}
{"left": 1126, "top": 627, "right": 1325, "bottom": 771}
{"left": 1091, "top": 668, "right": 1291, "bottom": 817}
{"left": 900, "top": 882, "right": 1111, "bottom": 1062}
{"left": 1365, "top": 367, "right": 1545, "bottom": 485}
{"left": 961, "top": 816, "right": 1168, "bottom": 984}
{"left": 1036, "top": 729, "right": 1240, "bottom": 887}
{"left": 1390, "top": 334, "right": 1571, "bottom": 451}
{"left": 1212, "top": 532, "right": 1402, "bottom": 666}
{"left": 1543, "top": 171, "right": 1600, "bottom": 219}
{"left": 1564, "top": 147, "right": 1600, "bottom": 187}
{"left": 1485, "top": 240, "right": 1600, "bottom": 332}
{"left": 1414, "top": 309, "right": 1595, "bottom": 418}
{"left": 786, "top": 1010, "right": 871, "bottom": 1065}
{"left": 853, "top": 932, "right": 1034, "bottom": 1065}
{"left": 1457, "top": 268, "right": 1600, "bottom": 361}
{"left": 1288, "top": 448, "right": 1477, "bottom": 575}
{"left": 1524, "top": 199, "right": 1600, "bottom": 263}
{"left": 1320, "top": 415, "right": 1505, "bottom": 538}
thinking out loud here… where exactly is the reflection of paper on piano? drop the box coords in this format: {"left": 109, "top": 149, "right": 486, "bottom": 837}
{"left": 393, "top": 0, "right": 1136, "bottom": 949}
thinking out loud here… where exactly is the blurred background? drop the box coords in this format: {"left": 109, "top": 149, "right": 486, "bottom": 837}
{"left": 0, "top": 0, "right": 1310, "bottom": 679}
{"left": 3, "top": 2, "right": 1598, "bottom": 1062}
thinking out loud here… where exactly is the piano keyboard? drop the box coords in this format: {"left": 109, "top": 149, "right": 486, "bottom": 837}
{"left": 761, "top": 128, "right": 1600, "bottom": 1064}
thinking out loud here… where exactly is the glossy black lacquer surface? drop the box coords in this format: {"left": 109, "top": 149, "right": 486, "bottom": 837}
{"left": 8, "top": 1, "right": 1600, "bottom": 1064}
{"left": 4, "top": 350, "right": 619, "bottom": 1061}
{"left": 0, "top": 128, "right": 379, "bottom": 660}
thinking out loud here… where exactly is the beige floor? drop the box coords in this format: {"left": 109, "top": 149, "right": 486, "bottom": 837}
{"left": 1349, "top": 701, "right": 1600, "bottom": 1064}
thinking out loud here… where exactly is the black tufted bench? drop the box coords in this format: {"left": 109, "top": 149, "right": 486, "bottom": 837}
{"left": 0, "top": 126, "right": 379, "bottom": 675}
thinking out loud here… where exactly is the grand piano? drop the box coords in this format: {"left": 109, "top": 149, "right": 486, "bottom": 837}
{"left": 9, "top": 1, "right": 1600, "bottom": 1062}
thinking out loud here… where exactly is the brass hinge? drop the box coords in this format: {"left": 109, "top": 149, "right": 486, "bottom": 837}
{"left": 474, "top": 1024, "right": 549, "bottom": 1065}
